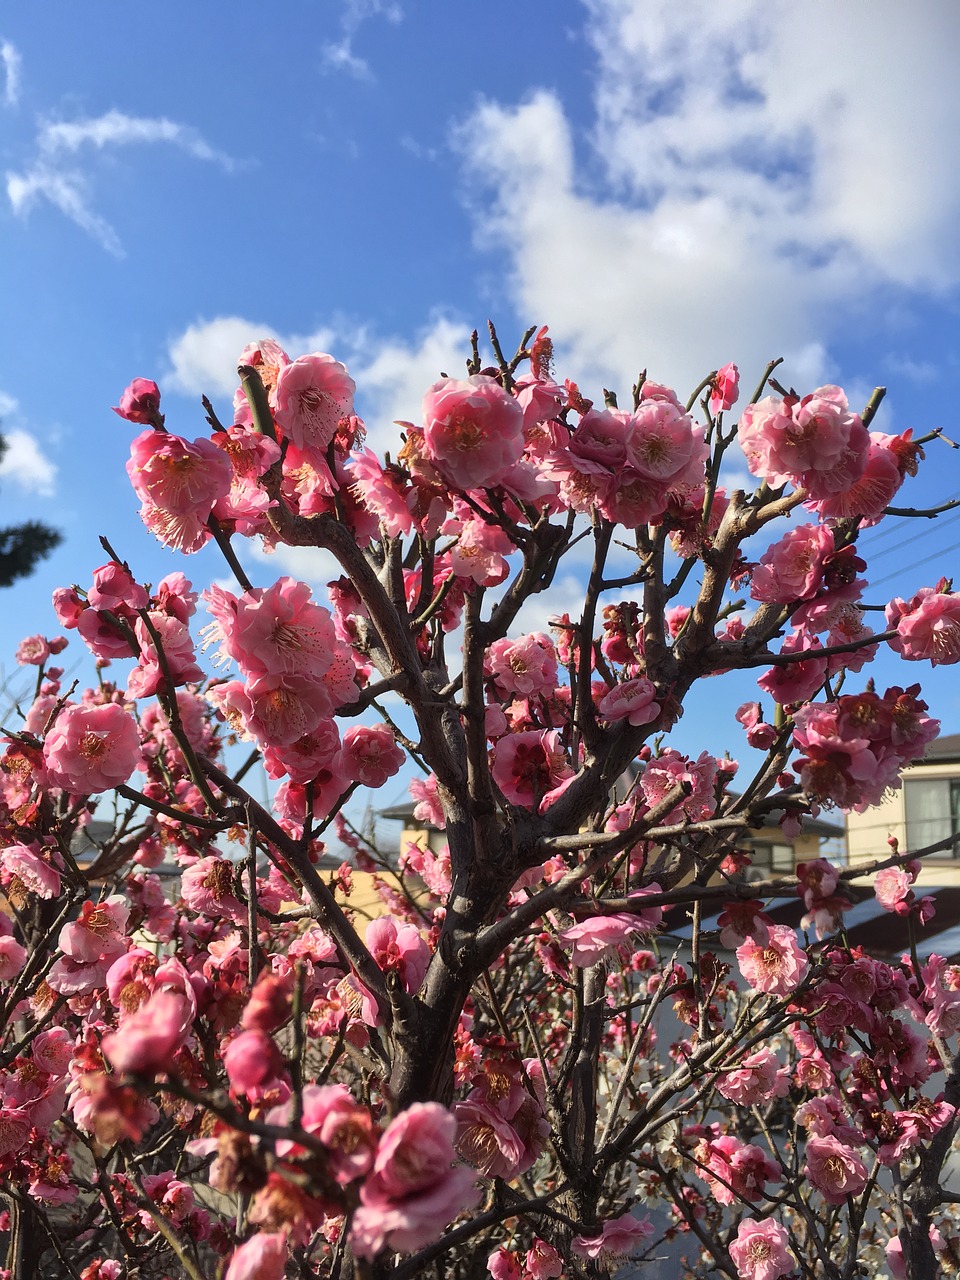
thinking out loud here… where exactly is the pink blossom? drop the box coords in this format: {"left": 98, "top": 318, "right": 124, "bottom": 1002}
{"left": 0, "top": 936, "right": 26, "bottom": 980}
{"left": 558, "top": 890, "right": 663, "bottom": 966}
{"left": 1, "top": 845, "right": 61, "bottom": 899}
{"left": 60, "top": 897, "right": 129, "bottom": 963}
{"left": 484, "top": 633, "right": 558, "bottom": 697}
{"left": 736, "top": 925, "right": 808, "bottom": 996}
{"left": 0, "top": 1107, "right": 32, "bottom": 1157}
{"left": 572, "top": 1213, "right": 653, "bottom": 1261}
{"left": 491, "top": 729, "right": 573, "bottom": 811}
{"left": 525, "top": 1238, "right": 563, "bottom": 1280}
{"left": 87, "top": 562, "right": 149, "bottom": 614}
{"left": 205, "top": 578, "right": 337, "bottom": 681}
{"left": 113, "top": 378, "right": 161, "bottom": 424}
{"left": 886, "top": 586, "right": 960, "bottom": 665}
{"left": 43, "top": 703, "right": 141, "bottom": 794}
{"left": 695, "top": 1135, "right": 781, "bottom": 1205}
{"left": 359, "top": 916, "right": 430, "bottom": 1023}
{"left": 735, "top": 702, "right": 778, "bottom": 751}
{"left": 625, "top": 399, "right": 706, "bottom": 486}
{"left": 487, "top": 1247, "right": 522, "bottom": 1280}
{"left": 597, "top": 676, "right": 660, "bottom": 726}
{"left": 224, "top": 1232, "right": 287, "bottom": 1280}
{"left": 804, "top": 1134, "right": 869, "bottom": 1204}
{"left": 224, "top": 1031, "right": 286, "bottom": 1095}
{"left": 349, "top": 1102, "right": 481, "bottom": 1257}
{"left": 449, "top": 516, "right": 514, "bottom": 585}
{"left": 715, "top": 1047, "right": 788, "bottom": 1105}
{"left": 728, "top": 1218, "right": 795, "bottom": 1280}
{"left": 709, "top": 363, "right": 739, "bottom": 415}
{"left": 422, "top": 375, "right": 523, "bottom": 490}
{"left": 411, "top": 774, "right": 445, "bottom": 828}
{"left": 101, "top": 989, "right": 195, "bottom": 1076}
{"left": 127, "top": 429, "right": 232, "bottom": 519}
{"left": 127, "top": 612, "right": 203, "bottom": 699}
{"left": 751, "top": 523, "right": 834, "bottom": 603}
{"left": 15, "top": 634, "right": 50, "bottom": 666}
{"left": 454, "top": 1098, "right": 527, "bottom": 1178}
{"left": 181, "top": 857, "right": 245, "bottom": 921}
{"left": 811, "top": 434, "right": 902, "bottom": 523}
{"left": 274, "top": 351, "right": 355, "bottom": 456}
{"left": 341, "top": 724, "right": 405, "bottom": 788}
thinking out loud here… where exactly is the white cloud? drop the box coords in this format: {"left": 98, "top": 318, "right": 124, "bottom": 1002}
{"left": 321, "top": 0, "right": 403, "bottom": 80}
{"left": 453, "top": 0, "right": 960, "bottom": 401}
{"left": 1, "top": 40, "right": 21, "bottom": 108}
{"left": 163, "top": 312, "right": 471, "bottom": 457}
{"left": 7, "top": 109, "right": 234, "bottom": 255}
{"left": 0, "top": 429, "right": 57, "bottom": 496}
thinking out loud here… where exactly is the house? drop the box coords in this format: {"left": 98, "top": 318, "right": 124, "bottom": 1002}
{"left": 846, "top": 732, "right": 960, "bottom": 886}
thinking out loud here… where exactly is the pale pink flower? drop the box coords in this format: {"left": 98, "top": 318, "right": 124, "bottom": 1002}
{"left": 1, "top": 845, "right": 60, "bottom": 899}
{"left": 804, "top": 1134, "right": 869, "bottom": 1204}
{"left": 485, "top": 633, "right": 558, "bottom": 698}
{"left": 127, "top": 429, "right": 232, "bottom": 518}
{"left": 15, "top": 634, "right": 50, "bottom": 666}
{"left": 31, "top": 1028, "right": 73, "bottom": 1076}
{"left": 525, "top": 1238, "right": 563, "bottom": 1280}
{"left": 715, "top": 1047, "right": 788, "bottom": 1105}
{"left": 569, "top": 408, "right": 630, "bottom": 467}
{"left": 274, "top": 352, "right": 355, "bottom": 455}
{"left": 886, "top": 587, "right": 960, "bottom": 665}
{"left": 0, "top": 1107, "right": 32, "bottom": 1157}
{"left": 756, "top": 632, "right": 828, "bottom": 706}
{"left": 735, "top": 702, "right": 778, "bottom": 751}
{"left": 559, "top": 890, "right": 663, "bottom": 966}
{"left": 449, "top": 516, "right": 514, "bottom": 586}
{"left": 60, "top": 897, "right": 129, "bottom": 963}
{"left": 127, "top": 613, "right": 203, "bottom": 699}
{"left": 0, "top": 936, "right": 26, "bottom": 980}
{"left": 349, "top": 448, "right": 415, "bottom": 537}
{"left": 709, "top": 363, "right": 739, "bottom": 415}
{"left": 241, "top": 672, "right": 336, "bottom": 747}
{"left": 751, "top": 523, "right": 834, "bottom": 603}
{"left": 625, "top": 399, "right": 706, "bottom": 486}
{"left": 728, "top": 1217, "right": 795, "bottom": 1280}
{"left": 224, "top": 1231, "right": 287, "bottom": 1280}
{"left": 206, "top": 578, "right": 336, "bottom": 681}
{"left": 262, "top": 720, "right": 342, "bottom": 784}
{"left": 422, "top": 375, "right": 523, "bottom": 490}
{"left": 349, "top": 1102, "right": 481, "bottom": 1257}
{"left": 695, "top": 1136, "right": 781, "bottom": 1205}
{"left": 43, "top": 703, "right": 141, "bottom": 794}
{"left": 597, "top": 677, "right": 660, "bottom": 726}
{"left": 268, "top": 1084, "right": 377, "bottom": 1184}
{"left": 411, "top": 774, "right": 445, "bottom": 828}
{"left": 181, "top": 856, "right": 245, "bottom": 921}
{"left": 341, "top": 724, "right": 405, "bottom": 788}
{"left": 736, "top": 925, "right": 808, "bottom": 996}
{"left": 113, "top": 378, "right": 161, "bottom": 424}
{"left": 454, "top": 1098, "right": 526, "bottom": 1178}
{"left": 572, "top": 1213, "right": 653, "bottom": 1261}
{"left": 875, "top": 866, "right": 915, "bottom": 912}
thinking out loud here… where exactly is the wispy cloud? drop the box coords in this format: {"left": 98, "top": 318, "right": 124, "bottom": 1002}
{"left": 321, "top": 0, "right": 403, "bottom": 81}
{"left": 6, "top": 109, "right": 235, "bottom": 255}
{"left": 0, "top": 393, "right": 57, "bottom": 496}
{"left": 1, "top": 40, "right": 21, "bottom": 109}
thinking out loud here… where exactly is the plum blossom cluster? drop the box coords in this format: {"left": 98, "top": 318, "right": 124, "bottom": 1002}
{"left": 0, "top": 324, "right": 957, "bottom": 1279}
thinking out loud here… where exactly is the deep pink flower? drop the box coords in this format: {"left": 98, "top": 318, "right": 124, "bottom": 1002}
{"left": 709, "top": 363, "right": 739, "bottom": 415}
{"left": 87, "top": 562, "right": 149, "bottom": 614}
{"left": 349, "top": 1102, "right": 480, "bottom": 1257}
{"left": 487, "top": 1247, "right": 522, "bottom": 1280}
{"left": 43, "top": 703, "right": 141, "bottom": 794}
{"left": 223, "top": 1031, "right": 286, "bottom": 1095}
{"left": 715, "top": 1047, "right": 788, "bottom": 1105}
{"left": 625, "top": 399, "right": 706, "bottom": 486}
{"left": 736, "top": 925, "right": 808, "bottom": 996}
{"left": 728, "top": 1218, "right": 795, "bottom": 1280}
{"left": 751, "top": 523, "right": 834, "bottom": 603}
{"left": 127, "top": 429, "right": 232, "bottom": 518}
{"left": 491, "top": 729, "right": 573, "bottom": 810}
{"left": 113, "top": 378, "right": 161, "bottom": 424}
{"left": 274, "top": 352, "right": 356, "bottom": 455}
{"left": 422, "top": 375, "right": 523, "bottom": 490}
{"left": 101, "top": 989, "right": 195, "bottom": 1076}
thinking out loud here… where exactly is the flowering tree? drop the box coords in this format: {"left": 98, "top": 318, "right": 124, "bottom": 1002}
{"left": 0, "top": 326, "right": 959, "bottom": 1279}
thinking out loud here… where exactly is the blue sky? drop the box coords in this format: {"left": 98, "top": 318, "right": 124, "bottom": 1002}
{"left": 1, "top": 1, "right": 959, "bottom": 820}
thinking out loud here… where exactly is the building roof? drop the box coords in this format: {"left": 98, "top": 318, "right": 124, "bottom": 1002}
{"left": 917, "top": 733, "right": 960, "bottom": 764}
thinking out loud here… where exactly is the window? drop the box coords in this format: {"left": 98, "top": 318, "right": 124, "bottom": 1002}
{"left": 905, "top": 777, "right": 960, "bottom": 854}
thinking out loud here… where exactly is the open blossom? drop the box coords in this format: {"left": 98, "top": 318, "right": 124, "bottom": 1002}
{"left": 558, "top": 889, "right": 663, "bottom": 965}
{"left": 127, "top": 429, "right": 232, "bottom": 519}
{"left": 485, "top": 633, "right": 558, "bottom": 697}
{"left": 349, "top": 1102, "right": 480, "bottom": 1258}
{"left": 101, "top": 989, "right": 195, "bottom": 1076}
{"left": 572, "top": 1213, "right": 654, "bottom": 1261}
{"left": 491, "top": 729, "right": 574, "bottom": 810}
{"left": 224, "top": 1231, "right": 287, "bottom": 1280}
{"left": 804, "top": 1134, "right": 869, "bottom": 1204}
{"left": 886, "top": 585, "right": 960, "bottom": 665}
{"left": 341, "top": 724, "right": 404, "bottom": 788}
{"left": 751, "top": 523, "right": 834, "bottom": 603}
{"left": 715, "top": 1047, "right": 788, "bottom": 1105}
{"left": 43, "top": 703, "right": 141, "bottom": 794}
{"left": 736, "top": 925, "right": 808, "bottom": 996}
{"left": 274, "top": 352, "right": 355, "bottom": 454}
{"left": 729, "top": 1218, "right": 796, "bottom": 1280}
{"left": 709, "top": 363, "right": 739, "bottom": 414}
{"left": 422, "top": 374, "right": 523, "bottom": 490}
{"left": 1, "top": 844, "right": 61, "bottom": 899}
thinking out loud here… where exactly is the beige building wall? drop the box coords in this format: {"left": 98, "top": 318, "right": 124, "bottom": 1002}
{"left": 846, "top": 758, "right": 960, "bottom": 889}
